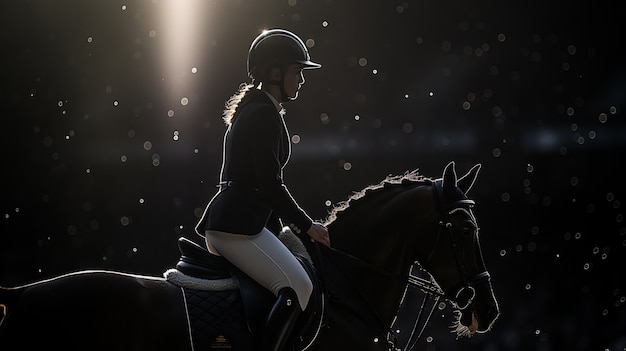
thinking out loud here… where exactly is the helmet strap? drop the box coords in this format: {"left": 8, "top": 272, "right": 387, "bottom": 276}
{"left": 266, "top": 65, "right": 289, "bottom": 102}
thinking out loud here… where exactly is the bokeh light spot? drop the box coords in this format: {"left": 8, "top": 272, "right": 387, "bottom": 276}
{"left": 120, "top": 217, "right": 130, "bottom": 226}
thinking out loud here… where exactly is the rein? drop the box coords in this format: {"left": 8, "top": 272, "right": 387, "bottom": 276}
{"left": 322, "top": 246, "right": 407, "bottom": 351}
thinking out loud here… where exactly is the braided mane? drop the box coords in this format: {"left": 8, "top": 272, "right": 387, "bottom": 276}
{"left": 323, "top": 169, "right": 431, "bottom": 226}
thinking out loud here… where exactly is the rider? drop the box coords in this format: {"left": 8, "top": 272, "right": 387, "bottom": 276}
{"left": 195, "top": 29, "right": 331, "bottom": 351}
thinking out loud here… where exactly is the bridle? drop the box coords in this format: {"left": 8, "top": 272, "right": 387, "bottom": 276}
{"left": 427, "top": 179, "right": 491, "bottom": 306}
{"left": 423, "top": 217, "right": 491, "bottom": 311}
{"left": 392, "top": 179, "right": 491, "bottom": 351}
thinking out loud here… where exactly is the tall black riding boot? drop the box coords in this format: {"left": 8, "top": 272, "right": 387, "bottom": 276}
{"left": 260, "top": 287, "right": 302, "bottom": 351}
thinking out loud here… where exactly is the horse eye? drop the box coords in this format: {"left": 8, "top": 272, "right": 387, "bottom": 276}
{"left": 461, "top": 226, "right": 475, "bottom": 237}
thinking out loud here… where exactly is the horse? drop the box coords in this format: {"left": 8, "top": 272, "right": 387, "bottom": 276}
{"left": 0, "top": 161, "right": 499, "bottom": 350}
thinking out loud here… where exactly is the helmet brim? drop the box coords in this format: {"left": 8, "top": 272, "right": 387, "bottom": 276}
{"left": 299, "top": 60, "right": 322, "bottom": 70}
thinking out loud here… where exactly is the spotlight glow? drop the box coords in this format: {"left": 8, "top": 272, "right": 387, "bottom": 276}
{"left": 159, "top": 0, "right": 205, "bottom": 98}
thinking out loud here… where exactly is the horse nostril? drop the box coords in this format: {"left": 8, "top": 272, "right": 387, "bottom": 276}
{"left": 486, "top": 306, "right": 500, "bottom": 325}
{"left": 490, "top": 306, "right": 500, "bottom": 316}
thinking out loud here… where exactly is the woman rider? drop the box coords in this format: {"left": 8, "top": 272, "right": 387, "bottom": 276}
{"left": 195, "top": 29, "right": 330, "bottom": 351}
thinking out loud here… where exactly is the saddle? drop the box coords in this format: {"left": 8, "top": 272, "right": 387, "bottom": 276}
{"left": 172, "top": 233, "right": 325, "bottom": 350}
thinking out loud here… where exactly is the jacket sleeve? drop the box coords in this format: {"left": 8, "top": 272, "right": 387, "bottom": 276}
{"left": 247, "top": 106, "right": 313, "bottom": 235}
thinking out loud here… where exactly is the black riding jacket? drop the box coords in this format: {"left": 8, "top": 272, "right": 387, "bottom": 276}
{"left": 195, "top": 90, "right": 313, "bottom": 236}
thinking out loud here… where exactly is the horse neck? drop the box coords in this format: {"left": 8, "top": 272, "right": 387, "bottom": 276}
{"left": 324, "top": 184, "right": 435, "bottom": 324}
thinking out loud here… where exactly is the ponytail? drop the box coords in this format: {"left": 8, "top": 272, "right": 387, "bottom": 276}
{"left": 223, "top": 82, "right": 257, "bottom": 125}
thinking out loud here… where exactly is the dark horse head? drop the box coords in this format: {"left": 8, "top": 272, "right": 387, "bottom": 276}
{"left": 419, "top": 161, "right": 500, "bottom": 336}
{"left": 322, "top": 161, "right": 499, "bottom": 345}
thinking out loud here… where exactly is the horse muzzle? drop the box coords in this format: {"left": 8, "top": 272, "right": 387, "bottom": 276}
{"left": 471, "top": 279, "right": 500, "bottom": 333}
{"left": 446, "top": 272, "right": 499, "bottom": 333}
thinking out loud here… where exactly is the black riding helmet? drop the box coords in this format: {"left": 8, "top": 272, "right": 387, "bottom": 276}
{"left": 247, "top": 29, "right": 321, "bottom": 101}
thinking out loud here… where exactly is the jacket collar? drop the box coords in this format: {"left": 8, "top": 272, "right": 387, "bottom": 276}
{"left": 262, "top": 90, "right": 282, "bottom": 112}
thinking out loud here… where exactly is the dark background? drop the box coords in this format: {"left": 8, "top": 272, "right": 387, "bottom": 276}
{"left": 1, "top": 0, "right": 624, "bottom": 350}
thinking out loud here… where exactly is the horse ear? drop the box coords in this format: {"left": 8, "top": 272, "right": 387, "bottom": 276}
{"left": 457, "top": 163, "right": 481, "bottom": 195}
{"left": 442, "top": 161, "right": 458, "bottom": 198}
